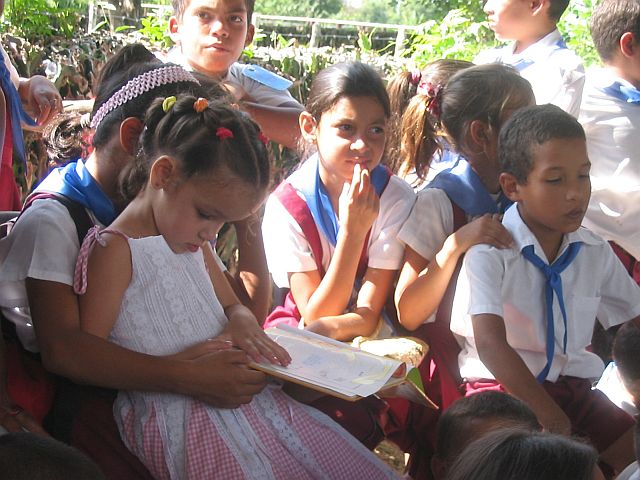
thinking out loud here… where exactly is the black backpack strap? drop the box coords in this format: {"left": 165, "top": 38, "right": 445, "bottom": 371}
{"left": 21, "top": 192, "right": 94, "bottom": 244}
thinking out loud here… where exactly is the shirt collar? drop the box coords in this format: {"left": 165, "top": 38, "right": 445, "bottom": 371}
{"left": 503, "top": 203, "right": 599, "bottom": 263}
{"left": 502, "top": 29, "right": 562, "bottom": 63}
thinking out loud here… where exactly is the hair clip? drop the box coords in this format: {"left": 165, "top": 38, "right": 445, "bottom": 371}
{"left": 410, "top": 70, "right": 422, "bottom": 86}
{"left": 258, "top": 131, "right": 269, "bottom": 146}
{"left": 162, "top": 96, "right": 177, "bottom": 113}
{"left": 216, "top": 127, "right": 234, "bottom": 140}
{"left": 418, "top": 81, "right": 443, "bottom": 119}
{"left": 194, "top": 97, "right": 209, "bottom": 113}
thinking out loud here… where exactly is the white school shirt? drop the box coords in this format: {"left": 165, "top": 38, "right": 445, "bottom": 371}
{"left": 165, "top": 48, "right": 301, "bottom": 108}
{"left": 579, "top": 68, "right": 640, "bottom": 260}
{"left": 451, "top": 204, "right": 640, "bottom": 383}
{"left": 474, "top": 29, "right": 585, "bottom": 117}
{"left": 0, "top": 190, "right": 101, "bottom": 352}
{"left": 262, "top": 167, "right": 415, "bottom": 289}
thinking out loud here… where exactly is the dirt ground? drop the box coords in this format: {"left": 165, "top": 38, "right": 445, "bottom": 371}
{"left": 374, "top": 440, "right": 406, "bottom": 473}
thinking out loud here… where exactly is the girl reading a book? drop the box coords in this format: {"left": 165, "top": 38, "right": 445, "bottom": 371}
{"left": 73, "top": 95, "right": 399, "bottom": 479}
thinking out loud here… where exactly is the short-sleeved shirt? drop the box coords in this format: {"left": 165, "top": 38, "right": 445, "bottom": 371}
{"left": 165, "top": 48, "right": 301, "bottom": 108}
{"left": 451, "top": 204, "right": 640, "bottom": 382}
{"left": 474, "top": 29, "right": 585, "bottom": 117}
{"left": 0, "top": 187, "right": 99, "bottom": 352}
{"left": 579, "top": 67, "right": 640, "bottom": 260}
{"left": 262, "top": 166, "right": 416, "bottom": 289}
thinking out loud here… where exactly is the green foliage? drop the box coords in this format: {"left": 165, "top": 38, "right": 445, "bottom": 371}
{"left": 559, "top": 0, "right": 599, "bottom": 67}
{"left": 255, "top": 0, "right": 342, "bottom": 18}
{"left": 138, "top": 9, "right": 172, "bottom": 48}
{"left": 3, "top": 0, "right": 86, "bottom": 39}
{"left": 406, "top": 8, "right": 497, "bottom": 66}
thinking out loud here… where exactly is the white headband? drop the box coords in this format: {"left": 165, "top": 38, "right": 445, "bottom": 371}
{"left": 90, "top": 65, "right": 200, "bottom": 130}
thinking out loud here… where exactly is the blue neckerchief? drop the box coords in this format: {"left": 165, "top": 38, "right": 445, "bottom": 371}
{"left": 427, "top": 158, "right": 511, "bottom": 216}
{"left": 521, "top": 242, "right": 582, "bottom": 383}
{"left": 35, "top": 159, "right": 116, "bottom": 226}
{"left": 602, "top": 82, "right": 640, "bottom": 104}
{"left": 298, "top": 154, "right": 390, "bottom": 247}
{"left": 0, "top": 53, "right": 36, "bottom": 166}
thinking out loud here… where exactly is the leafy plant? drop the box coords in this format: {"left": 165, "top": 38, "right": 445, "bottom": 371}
{"left": 138, "top": 11, "right": 172, "bottom": 48}
{"left": 3, "top": 0, "right": 85, "bottom": 39}
{"left": 406, "top": 8, "right": 497, "bottom": 66}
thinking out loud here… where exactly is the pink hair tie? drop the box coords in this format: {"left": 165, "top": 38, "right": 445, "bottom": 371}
{"left": 90, "top": 65, "right": 200, "bottom": 130}
{"left": 216, "top": 127, "right": 234, "bottom": 140}
{"left": 410, "top": 70, "right": 422, "bottom": 86}
{"left": 258, "top": 131, "right": 269, "bottom": 146}
{"left": 418, "top": 81, "right": 443, "bottom": 119}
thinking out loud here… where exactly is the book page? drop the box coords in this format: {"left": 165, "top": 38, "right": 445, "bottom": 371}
{"left": 255, "top": 325, "right": 403, "bottom": 399}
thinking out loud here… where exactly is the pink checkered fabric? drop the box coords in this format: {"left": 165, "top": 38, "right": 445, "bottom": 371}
{"left": 90, "top": 65, "right": 199, "bottom": 130}
{"left": 137, "top": 389, "right": 398, "bottom": 478}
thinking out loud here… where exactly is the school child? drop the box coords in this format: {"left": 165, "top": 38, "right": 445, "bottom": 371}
{"left": 395, "top": 64, "right": 531, "bottom": 409}
{"left": 0, "top": 44, "right": 268, "bottom": 478}
{"left": 262, "top": 61, "right": 415, "bottom": 341}
{"left": 167, "top": 0, "right": 296, "bottom": 320}
{"left": 451, "top": 104, "right": 640, "bottom": 476}
{"left": 0, "top": 30, "right": 61, "bottom": 209}
{"left": 167, "top": 0, "right": 303, "bottom": 149}
{"left": 73, "top": 94, "right": 399, "bottom": 480}
{"left": 261, "top": 61, "right": 435, "bottom": 476}
{"left": 431, "top": 391, "right": 540, "bottom": 479}
{"left": 579, "top": 0, "right": 640, "bottom": 284}
{"left": 389, "top": 59, "right": 473, "bottom": 190}
{"left": 475, "top": 0, "right": 584, "bottom": 117}
{"left": 446, "top": 428, "right": 602, "bottom": 480}
{"left": 613, "top": 322, "right": 640, "bottom": 480}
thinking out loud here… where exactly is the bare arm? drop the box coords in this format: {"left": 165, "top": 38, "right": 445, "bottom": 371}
{"left": 28, "top": 237, "right": 267, "bottom": 408}
{"left": 303, "top": 267, "right": 397, "bottom": 341}
{"left": 224, "top": 212, "right": 272, "bottom": 323}
{"left": 473, "top": 313, "right": 570, "bottom": 435}
{"left": 293, "top": 165, "right": 379, "bottom": 323}
{"left": 396, "top": 215, "right": 513, "bottom": 331}
{"left": 239, "top": 102, "right": 302, "bottom": 149}
{"left": 203, "top": 243, "right": 290, "bottom": 366}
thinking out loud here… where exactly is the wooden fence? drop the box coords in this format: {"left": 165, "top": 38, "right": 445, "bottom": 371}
{"left": 86, "top": 1, "right": 423, "bottom": 57}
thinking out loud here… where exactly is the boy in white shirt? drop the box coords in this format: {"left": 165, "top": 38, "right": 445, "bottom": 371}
{"left": 475, "top": 0, "right": 584, "bottom": 117}
{"left": 452, "top": 104, "right": 639, "bottom": 476}
{"left": 167, "top": 0, "right": 303, "bottom": 149}
{"left": 579, "top": 0, "right": 640, "bottom": 283}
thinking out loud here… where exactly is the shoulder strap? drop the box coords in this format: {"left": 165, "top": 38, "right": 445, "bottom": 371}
{"left": 274, "top": 168, "right": 393, "bottom": 280}
{"left": 450, "top": 199, "right": 467, "bottom": 232}
{"left": 21, "top": 192, "right": 94, "bottom": 245}
{"left": 274, "top": 181, "right": 325, "bottom": 276}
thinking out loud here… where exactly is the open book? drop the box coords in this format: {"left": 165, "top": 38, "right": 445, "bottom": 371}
{"left": 250, "top": 325, "right": 436, "bottom": 409}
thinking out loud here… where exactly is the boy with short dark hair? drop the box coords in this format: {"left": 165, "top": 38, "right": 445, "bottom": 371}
{"left": 167, "top": 0, "right": 302, "bottom": 149}
{"left": 579, "top": 0, "right": 640, "bottom": 284}
{"left": 450, "top": 104, "right": 640, "bottom": 476}
{"left": 475, "top": 0, "right": 584, "bottom": 117}
{"left": 431, "top": 391, "right": 540, "bottom": 479}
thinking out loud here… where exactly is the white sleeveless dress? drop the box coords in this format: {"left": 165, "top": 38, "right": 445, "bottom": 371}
{"left": 101, "top": 235, "right": 398, "bottom": 480}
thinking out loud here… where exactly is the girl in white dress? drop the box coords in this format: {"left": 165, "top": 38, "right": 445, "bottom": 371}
{"left": 73, "top": 95, "right": 399, "bottom": 480}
